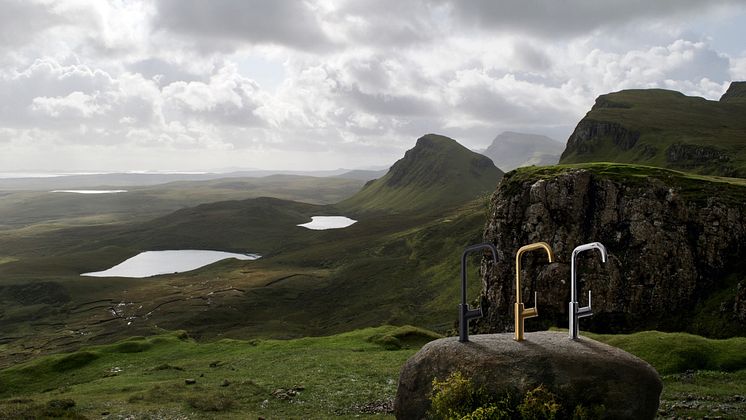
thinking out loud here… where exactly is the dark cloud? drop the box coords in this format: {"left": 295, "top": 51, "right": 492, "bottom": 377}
{"left": 153, "top": 0, "right": 331, "bottom": 51}
{"left": 330, "top": 0, "right": 440, "bottom": 47}
{"left": 346, "top": 85, "right": 437, "bottom": 117}
{"left": 433, "top": 0, "right": 743, "bottom": 38}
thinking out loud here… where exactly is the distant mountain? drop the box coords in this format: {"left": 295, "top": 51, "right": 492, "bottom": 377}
{"left": 340, "top": 134, "right": 503, "bottom": 213}
{"left": 335, "top": 169, "right": 388, "bottom": 181}
{"left": 482, "top": 131, "right": 563, "bottom": 171}
{"left": 0, "top": 169, "right": 358, "bottom": 191}
{"left": 560, "top": 82, "right": 746, "bottom": 177}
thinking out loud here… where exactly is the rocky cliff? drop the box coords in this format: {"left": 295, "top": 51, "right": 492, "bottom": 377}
{"left": 477, "top": 164, "right": 746, "bottom": 337}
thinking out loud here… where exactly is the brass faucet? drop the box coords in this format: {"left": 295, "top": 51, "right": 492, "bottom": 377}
{"left": 514, "top": 242, "right": 554, "bottom": 341}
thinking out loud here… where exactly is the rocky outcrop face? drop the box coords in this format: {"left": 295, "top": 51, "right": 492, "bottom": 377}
{"left": 563, "top": 120, "right": 640, "bottom": 157}
{"left": 478, "top": 167, "right": 746, "bottom": 336}
{"left": 720, "top": 81, "right": 746, "bottom": 102}
{"left": 666, "top": 143, "right": 734, "bottom": 175}
{"left": 395, "top": 332, "right": 662, "bottom": 419}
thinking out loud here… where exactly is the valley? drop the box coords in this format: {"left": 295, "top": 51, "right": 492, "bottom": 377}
{"left": 0, "top": 135, "right": 498, "bottom": 370}
{"left": 0, "top": 93, "right": 744, "bottom": 418}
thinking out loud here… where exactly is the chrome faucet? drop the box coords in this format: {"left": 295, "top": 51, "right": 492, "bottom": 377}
{"left": 569, "top": 242, "right": 607, "bottom": 340}
{"left": 459, "top": 243, "right": 498, "bottom": 342}
{"left": 514, "top": 242, "right": 554, "bottom": 341}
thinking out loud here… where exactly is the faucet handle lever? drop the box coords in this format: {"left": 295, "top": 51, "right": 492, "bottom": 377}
{"left": 522, "top": 292, "right": 539, "bottom": 318}
{"left": 578, "top": 290, "right": 593, "bottom": 318}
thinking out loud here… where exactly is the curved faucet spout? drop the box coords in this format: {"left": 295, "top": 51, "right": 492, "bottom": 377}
{"left": 514, "top": 242, "right": 554, "bottom": 341}
{"left": 569, "top": 242, "right": 607, "bottom": 340}
{"left": 459, "top": 243, "right": 498, "bottom": 342}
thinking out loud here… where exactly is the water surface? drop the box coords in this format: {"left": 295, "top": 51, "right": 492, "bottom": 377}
{"left": 52, "top": 190, "right": 128, "bottom": 194}
{"left": 297, "top": 216, "right": 357, "bottom": 230}
{"left": 82, "top": 250, "right": 260, "bottom": 278}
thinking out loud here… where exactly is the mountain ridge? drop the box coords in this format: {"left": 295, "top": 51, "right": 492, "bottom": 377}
{"left": 340, "top": 134, "right": 503, "bottom": 213}
{"left": 559, "top": 82, "right": 746, "bottom": 177}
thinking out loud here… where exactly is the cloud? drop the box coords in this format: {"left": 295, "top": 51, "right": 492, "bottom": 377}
{"left": 162, "top": 64, "right": 268, "bottom": 127}
{"left": 31, "top": 91, "right": 109, "bottom": 118}
{"left": 0, "top": 0, "right": 65, "bottom": 49}
{"left": 434, "top": 0, "right": 745, "bottom": 38}
{"left": 0, "top": 1, "right": 744, "bottom": 171}
{"left": 153, "top": 0, "right": 331, "bottom": 51}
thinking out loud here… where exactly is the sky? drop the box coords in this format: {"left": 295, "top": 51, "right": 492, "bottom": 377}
{"left": 1, "top": 0, "right": 745, "bottom": 172}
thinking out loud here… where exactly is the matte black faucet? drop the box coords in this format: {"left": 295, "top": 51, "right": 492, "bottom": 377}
{"left": 459, "top": 243, "right": 498, "bottom": 342}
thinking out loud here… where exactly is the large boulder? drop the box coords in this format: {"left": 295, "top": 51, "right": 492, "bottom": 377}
{"left": 395, "top": 332, "right": 662, "bottom": 419}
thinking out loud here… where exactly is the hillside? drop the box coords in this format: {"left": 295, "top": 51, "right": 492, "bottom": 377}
{"left": 559, "top": 82, "right": 746, "bottom": 177}
{"left": 340, "top": 134, "right": 503, "bottom": 213}
{"left": 482, "top": 131, "right": 563, "bottom": 171}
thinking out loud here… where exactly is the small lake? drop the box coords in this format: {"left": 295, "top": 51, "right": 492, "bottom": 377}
{"left": 82, "top": 250, "right": 260, "bottom": 278}
{"left": 297, "top": 216, "right": 357, "bottom": 230}
{"left": 52, "top": 190, "right": 128, "bottom": 194}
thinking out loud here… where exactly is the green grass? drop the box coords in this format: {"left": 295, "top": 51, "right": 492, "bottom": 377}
{"left": 2, "top": 328, "right": 745, "bottom": 419}
{"left": 503, "top": 162, "right": 746, "bottom": 205}
{"left": 0, "top": 326, "right": 438, "bottom": 419}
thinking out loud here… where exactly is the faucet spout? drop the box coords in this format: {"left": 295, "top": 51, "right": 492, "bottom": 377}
{"left": 459, "top": 243, "right": 498, "bottom": 342}
{"left": 569, "top": 242, "right": 607, "bottom": 340}
{"left": 514, "top": 242, "right": 554, "bottom": 341}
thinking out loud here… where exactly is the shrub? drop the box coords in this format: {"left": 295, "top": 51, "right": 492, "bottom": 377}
{"left": 517, "top": 385, "right": 560, "bottom": 420}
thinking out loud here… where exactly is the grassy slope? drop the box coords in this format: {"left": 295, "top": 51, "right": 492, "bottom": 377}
{"left": 339, "top": 134, "right": 502, "bottom": 214}
{"left": 1, "top": 328, "right": 744, "bottom": 419}
{"left": 559, "top": 89, "right": 746, "bottom": 176}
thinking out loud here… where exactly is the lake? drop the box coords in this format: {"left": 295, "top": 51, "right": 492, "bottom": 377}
{"left": 82, "top": 250, "right": 260, "bottom": 278}
{"left": 52, "top": 190, "right": 128, "bottom": 194}
{"left": 297, "top": 216, "right": 357, "bottom": 230}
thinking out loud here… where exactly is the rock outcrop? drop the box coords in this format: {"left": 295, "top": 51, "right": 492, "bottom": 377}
{"left": 477, "top": 165, "right": 746, "bottom": 337}
{"left": 395, "top": 332, "right": 662, "bottom": 419}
